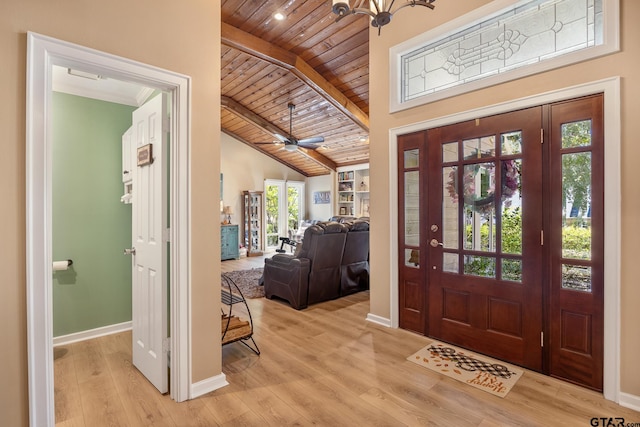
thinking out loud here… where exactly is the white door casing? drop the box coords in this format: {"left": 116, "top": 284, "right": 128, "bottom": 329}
{"left": 131, "top": 94, "right": 168, "bottom": 393}
{"left": 26, "top": 32, "right": 193, "bottom": 426}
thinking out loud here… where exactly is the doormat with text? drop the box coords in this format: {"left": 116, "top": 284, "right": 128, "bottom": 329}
{"left": 407, "top": 340, "right": 524, "bottom": 398}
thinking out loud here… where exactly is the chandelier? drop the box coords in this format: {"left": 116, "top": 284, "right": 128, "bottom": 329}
{"left": 332, "top": 0, "right": 436, "bottom": 35}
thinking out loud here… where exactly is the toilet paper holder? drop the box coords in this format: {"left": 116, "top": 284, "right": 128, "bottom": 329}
{"left": 52, "top": 259, "right": 73, "bottom": 271}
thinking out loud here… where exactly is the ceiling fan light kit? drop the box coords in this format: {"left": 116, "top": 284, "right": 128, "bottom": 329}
{"left": 276, "top": 103, "right": 325, "bottom": 151}
{"left": 332, "top": 0, "right": 435, "bottom": 35}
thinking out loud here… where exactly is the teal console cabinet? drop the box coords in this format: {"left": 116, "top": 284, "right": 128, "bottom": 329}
{"left": 221, "top": 224, "right": 239, "bottom": 260}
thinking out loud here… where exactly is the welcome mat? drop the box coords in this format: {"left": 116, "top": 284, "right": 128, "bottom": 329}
{"left": 222, "top": 268, "right": 264, "bottom": 299}
{"left": 407, "top": 340, "right": 524, "bottom": 398}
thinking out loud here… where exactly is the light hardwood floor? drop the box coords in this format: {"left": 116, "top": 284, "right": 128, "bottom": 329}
{"left": 55, "top": 256, "right": 640, "bottom": 426}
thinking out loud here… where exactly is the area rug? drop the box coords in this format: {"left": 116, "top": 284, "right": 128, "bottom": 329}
{"left": 407, "top": 340, "right": 524, "bottom": 398}
{"left": 222, "top": 268, "right": 264, "bottom": 299}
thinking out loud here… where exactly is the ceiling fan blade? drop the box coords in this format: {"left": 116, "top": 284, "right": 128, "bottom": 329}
{"left": 254, "top": 141, "right": 281, "bottom": 145}
{"left": 297, "top": 136, "right": 324, "bottom": 146}
{"left": 274, "top": 133, "right": 290, "bottom": 143}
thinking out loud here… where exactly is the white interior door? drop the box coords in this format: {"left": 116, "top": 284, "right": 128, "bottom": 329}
{"left": 130, "top": 93, "right": 168, "bottom": 393}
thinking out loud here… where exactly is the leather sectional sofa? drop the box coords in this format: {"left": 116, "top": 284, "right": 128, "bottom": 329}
{"left": 263, "top": 219, "right": 369, "bottom": 309}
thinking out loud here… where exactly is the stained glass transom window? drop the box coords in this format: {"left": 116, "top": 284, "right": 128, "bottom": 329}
{"left": 400, "top": 0, "right": 604, "bottom": 103}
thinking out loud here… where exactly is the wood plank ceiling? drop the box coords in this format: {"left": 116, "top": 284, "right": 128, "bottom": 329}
{"left": 221, "top": 0, "right": 370, "bottom": 177}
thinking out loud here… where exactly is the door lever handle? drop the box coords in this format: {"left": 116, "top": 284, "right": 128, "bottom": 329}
{"left": 430, "top": 239, "right": 444, "bottom": 248}
{"left": 124, "top": 247, "right": 136, "bottom": 256}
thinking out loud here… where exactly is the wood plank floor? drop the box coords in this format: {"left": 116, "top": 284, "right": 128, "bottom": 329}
{"left": 55, "top": 256, "right": 640, "bottom": 426}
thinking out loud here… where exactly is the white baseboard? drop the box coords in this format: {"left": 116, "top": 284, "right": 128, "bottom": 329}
{"left": 53, "top": 321, "right": 132, "bottom": 347}
{"left": 190, "top": 373, "right": 228, "bottom": 399}
{"left": 619, "top": 392, "right": 640, "bottom": 412}
{"left": 366, "top": 313, "right": 391, "bottom": 327}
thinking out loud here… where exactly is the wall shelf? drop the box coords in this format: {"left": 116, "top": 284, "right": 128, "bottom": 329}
{"left": 337, "top": 165, "right": 370, "bottom": 217}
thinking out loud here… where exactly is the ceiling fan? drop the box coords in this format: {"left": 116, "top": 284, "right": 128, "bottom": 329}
{"left": 260, "top": 103, "right": 324, "bottom": 152}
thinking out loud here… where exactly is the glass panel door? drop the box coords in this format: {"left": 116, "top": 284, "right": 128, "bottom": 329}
{"left": 287, "top": 181, "right": 305, "bottom": 244}
{"left": 427, "top": 107, "right": 543, "bottom": 370}
{"left": 265, "top": 180, "right": 305, "bottom": 251}
{"left": 265, "top": 180, "right": 283, "bottom": 249}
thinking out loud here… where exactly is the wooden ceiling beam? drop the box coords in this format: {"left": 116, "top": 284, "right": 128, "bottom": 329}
{"left": 221, "top": 95, "right": 286, "bottom": 139}
{"left": 221, "top": 22, "right": 369, "bottom": 133}
{"left": 221, "top": 96, "right": 337, "bottom": 172}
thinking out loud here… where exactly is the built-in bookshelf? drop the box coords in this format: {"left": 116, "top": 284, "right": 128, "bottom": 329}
{"left": 337, "top": 164, "right": 370, "bottom": 218}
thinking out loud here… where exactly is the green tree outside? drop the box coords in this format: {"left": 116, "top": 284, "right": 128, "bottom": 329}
{"left": 265, "top": 184, "right": 302, "bottom": 246}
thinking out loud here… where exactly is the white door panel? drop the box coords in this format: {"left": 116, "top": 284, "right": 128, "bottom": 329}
{"left": 131, "top": 93, "right": 168, "bottom": 393}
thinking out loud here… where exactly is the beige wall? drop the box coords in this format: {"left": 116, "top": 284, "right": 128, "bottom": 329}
{"left": 220, "top": 132, "right": 307, "bottom": 240}
{"left": 306, "top": 174, "right": 335, "bottom": 220}
{"left": 368, "top": 0, "right": 640, "bottom": 397}
{"left": 0, "top": 1, "right": 221, "bottom": 425}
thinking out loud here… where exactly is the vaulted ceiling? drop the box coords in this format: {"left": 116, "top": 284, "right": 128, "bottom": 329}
{"left": 221, "top": 0, "right": 370, "bottom": 177}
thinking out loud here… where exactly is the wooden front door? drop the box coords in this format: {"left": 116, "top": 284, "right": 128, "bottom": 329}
{"left": 397, "top": 95, "right": 604, "bottom": 390}
{"left": 426, "top": 107, "right": 544, "bottom": 371}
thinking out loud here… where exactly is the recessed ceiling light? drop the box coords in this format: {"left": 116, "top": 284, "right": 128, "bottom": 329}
{"left": 274, "top": 12, "right": 285, "bottom": 20}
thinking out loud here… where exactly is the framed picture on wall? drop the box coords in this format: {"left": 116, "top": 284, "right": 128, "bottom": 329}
{"left": 313, "top": 191, "right": 330, "bottom": 204}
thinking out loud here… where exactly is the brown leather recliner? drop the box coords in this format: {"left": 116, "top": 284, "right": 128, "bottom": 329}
{"left": 263, "top": 221, "right": 347, "bottom": 309}
{"left": 340, "top": 219, "right": 370, "bottom": 296}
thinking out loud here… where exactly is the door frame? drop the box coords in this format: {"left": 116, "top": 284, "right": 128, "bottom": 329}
{"left": 386, "top": 77, "right": 621, "bottom": 402}
{"left": 26, "top": 32, "right": 192, "bottom": 426}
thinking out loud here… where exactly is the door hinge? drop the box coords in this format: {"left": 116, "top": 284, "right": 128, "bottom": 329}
{"left": 163, "top": 228, "right": 171, "bottom": 243}
{"left": 162, "top": 117, "right": 170, "bottom": 133}
{"left": 540, "top": 332, "right": 544, "bottom": 347}
{"left": 540, "top": 230, "right": 544, "bottom": 245}
{"left": 540, "top": 128, "right": 544, "bottom": 144}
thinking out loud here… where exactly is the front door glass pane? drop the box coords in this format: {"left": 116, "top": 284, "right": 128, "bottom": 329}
{"left": 464, "top": 255, "right": 496, "bottom": 278}
{"left": 405, "top": 248, "right": 420, "bottom": 268}
{"left": 501, "top": 159, "right": 522, "bottom": 255}
{"left": 463, "top": 136, "right": 494, "bottom": 159}
{"left": 442, "top": 142, "right": 458, "bottom": 163}
{"left": 562, "top": 152, "right": 592, "bottom": 260}
{"left": 562, "top": 264, "right": 592, "bottom": 292}
{"left": 463, "top": 162, "right": 496, "bottom": 252}
{"left": 561, "top": 120, "right": 592, "bottom": 148}
{"left": 443, "top": 252, "right": 458, "bottom": 273}
{"left": 502, "top": 259, "right": 522, "bottom": 282}
{"left": 442, "top": 166, "right": 458, "bottom": 249}
{"left": 501, "top": 131, "right": 523, "bottom": 155}
{"left": 404, "top": 149, "right": 419, "bottom": 168}
{"left": 405, "top": 170, "right": 420, "bottom": 246}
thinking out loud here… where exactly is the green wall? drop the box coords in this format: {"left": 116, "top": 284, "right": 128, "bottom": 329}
{"left": 52, "top": 92, "right": 135, "bottom": 337}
